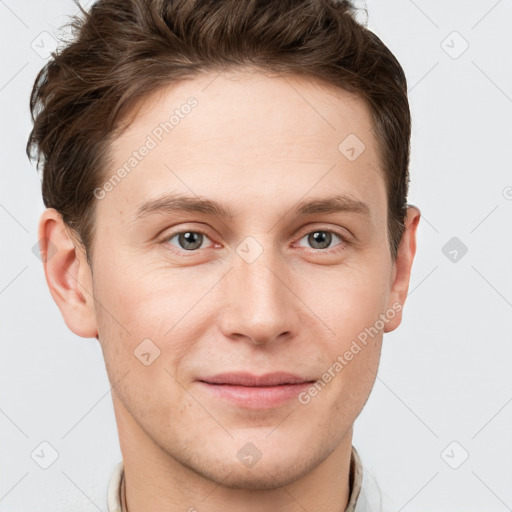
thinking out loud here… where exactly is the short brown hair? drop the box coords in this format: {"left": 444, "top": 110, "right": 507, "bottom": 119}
{"left": 27, "top": 0, "right": 411, "bottom": 262}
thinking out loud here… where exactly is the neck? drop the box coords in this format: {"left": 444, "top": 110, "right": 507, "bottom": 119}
{"left": 114, "top": 397, "right": 353, "bottom": 512}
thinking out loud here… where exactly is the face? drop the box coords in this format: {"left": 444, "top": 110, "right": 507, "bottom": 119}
{"left": 41, "top": 68, "right": 419, "bottom": 490}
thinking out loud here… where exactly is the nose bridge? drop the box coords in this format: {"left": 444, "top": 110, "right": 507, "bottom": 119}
{"left": 219, "top": 235, "right": 298, "bottom": 344}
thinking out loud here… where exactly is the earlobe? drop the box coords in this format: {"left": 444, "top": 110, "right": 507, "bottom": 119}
{"left": 38, "top": 208, "right": 98, "bottom": 338}
{"left": 384, "top": 205, "right": 421, "bottom": 333}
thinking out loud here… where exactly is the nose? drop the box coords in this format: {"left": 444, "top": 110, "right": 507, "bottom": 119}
{"left": 217, "top": 239, "right": 301, "bottom": 346}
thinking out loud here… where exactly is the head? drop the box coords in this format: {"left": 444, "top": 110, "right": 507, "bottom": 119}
{"left": 29, "top": 0, "right": 419, "bottom": 490}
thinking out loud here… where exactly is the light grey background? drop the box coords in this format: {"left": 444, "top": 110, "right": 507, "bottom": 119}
{"left": 1, "top": 0, "right": 511, "bottom": 510}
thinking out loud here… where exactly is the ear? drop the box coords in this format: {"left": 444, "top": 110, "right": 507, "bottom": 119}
{"left": 37, "top": 208, "right": 98, "bottom": 338}
{"left": 384, "top": 205, "right": 421, "bottom": 333}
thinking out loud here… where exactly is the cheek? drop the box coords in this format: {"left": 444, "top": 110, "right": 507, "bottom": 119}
{"left": 93, "top": 250, "right": 182, "bottom": 334}
{"left": 92, "top": 266, "right": 192, "bottom": 424}
{"left": 92, "top": 255, "right": 216, "bottom": 381}
{"left": 302, "top": 257, "right": 390, "bottom": 399}
{"left": 313, "top": 263, "right": 392, "bottom": 343}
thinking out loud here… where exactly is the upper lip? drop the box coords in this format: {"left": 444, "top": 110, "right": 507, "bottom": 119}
{"left": 199, "top": 372, "right": 314, "bottom": 386}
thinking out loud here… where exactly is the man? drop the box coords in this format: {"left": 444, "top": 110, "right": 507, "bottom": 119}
{"left": 27, "top": 0, "right": 420, "bottom": 510}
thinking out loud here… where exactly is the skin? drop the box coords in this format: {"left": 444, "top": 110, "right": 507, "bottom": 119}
{"left": 39, "top": 68, "right": 420, "bottom": 512}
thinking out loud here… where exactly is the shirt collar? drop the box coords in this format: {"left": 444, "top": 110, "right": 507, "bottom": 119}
{"left": 108, "top": 445, "right": 365, "bottom": 512}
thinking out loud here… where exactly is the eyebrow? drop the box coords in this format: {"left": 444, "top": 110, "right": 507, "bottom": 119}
{"left": 293, "top": 195, "right": 370, "bottom": 216}
{"left": 134, "top": 194, "right": 236, "bottom": 219}
{"left": 133, "top": 193, "right": 370, "bottom": 220}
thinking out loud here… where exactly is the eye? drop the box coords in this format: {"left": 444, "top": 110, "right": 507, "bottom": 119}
{"left": 295, "top": 229, "right": 346, "bottom": 251}
{"left": 165, "top": 230, "right": 213, "bottom": 251}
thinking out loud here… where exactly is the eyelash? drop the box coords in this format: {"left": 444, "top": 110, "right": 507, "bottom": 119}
{"left": 160, "top": 227, "right": 349, "bottom": 255}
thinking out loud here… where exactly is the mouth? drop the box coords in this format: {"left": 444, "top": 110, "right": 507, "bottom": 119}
{"left": 197, "top": 372, "right": 316, "bottom": 408}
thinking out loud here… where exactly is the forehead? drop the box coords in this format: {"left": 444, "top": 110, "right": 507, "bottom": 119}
{"left": 115, "top": 68, "right": 380, "bottom": 160}
{"left": 103, "top": 69, "right": 386, "bottom": 220}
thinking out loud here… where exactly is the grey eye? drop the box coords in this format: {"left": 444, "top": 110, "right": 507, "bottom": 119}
{"left": 297, "top": 230, "right": 343, "bottom": 250}
{"left": 169, "top": 231, "right": 207, "bottom": 251}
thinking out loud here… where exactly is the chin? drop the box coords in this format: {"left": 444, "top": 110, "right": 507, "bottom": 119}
{"left": 205, "top": 462, "right": 309, "bottom": 491}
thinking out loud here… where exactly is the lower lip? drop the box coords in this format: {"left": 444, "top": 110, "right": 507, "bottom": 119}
{"left": 197, "top": 381, "right": 314, "bottom": 408}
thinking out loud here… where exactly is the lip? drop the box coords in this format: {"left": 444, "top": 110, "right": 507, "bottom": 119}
{"left": 197, "top": 372, "right": 316, "bottom": 409}
{"left": 199, "top": 372, "right": 312, "bottom": 386}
